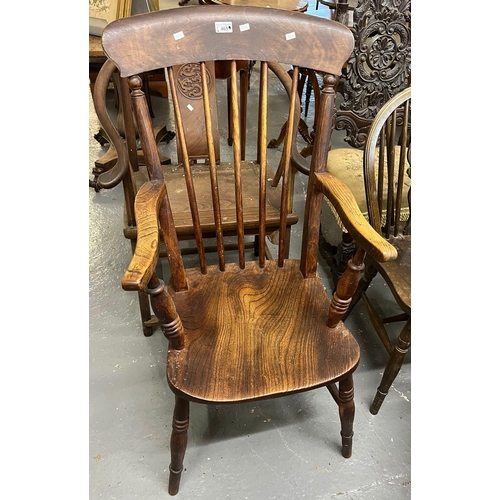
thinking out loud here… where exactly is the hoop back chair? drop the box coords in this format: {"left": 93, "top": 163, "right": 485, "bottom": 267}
{"left": 100, "top": 6, "right": 397, "bottom": 494}
{"left": 345, "top": 87, "right": 411, "bottom": 414}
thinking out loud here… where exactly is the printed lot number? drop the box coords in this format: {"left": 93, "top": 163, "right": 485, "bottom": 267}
{"left": 215, "top": 22, "right": 233, "bottom": 33}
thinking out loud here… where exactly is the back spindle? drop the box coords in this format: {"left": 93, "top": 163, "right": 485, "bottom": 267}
{"left": 394, "top": 101, "right": 410, "bottom": 236}
{"left": 385, "top": 110, "right": 397, "bottom": 238}
{"left": 230, "top": 60, "right": 245, "bottom": 269}
{"left": 278, "top": 65, "right": 299, "bottom": 267}
{"left": 200, "top": 61, "right": 225, "bottom": 271}
{"left": 258, "top": 61, "right": 269, "bottom": 267}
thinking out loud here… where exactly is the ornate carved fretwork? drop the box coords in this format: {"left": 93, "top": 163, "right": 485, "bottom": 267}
{"left": 176, "top": 62, "right": 212, "bottom": 100}
{"left": 336, "top": 0, "right": 411, "bottom": 148}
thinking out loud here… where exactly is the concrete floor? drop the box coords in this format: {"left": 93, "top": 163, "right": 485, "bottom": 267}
{"left": 89, "top": 3, "right": 410, "bottom": 498}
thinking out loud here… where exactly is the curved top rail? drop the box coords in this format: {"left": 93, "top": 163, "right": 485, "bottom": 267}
{"left": 102, "top": 6, "right": 354, "bottom": 77}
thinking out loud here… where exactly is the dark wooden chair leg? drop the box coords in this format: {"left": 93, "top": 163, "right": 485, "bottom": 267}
{"left": 267, "top": 120, "right": 287, "bottom": 149}
{"left": 169, "top": 396, "right": 190, "bottom": 495}
{"left": 129, "top": 241, "right": 156, "bottom": 336}
{"left": 334, "top": 232, "right": 357, "bottom": 286}
{"left": 370, "top": 318, "right": 411, "bottom": 415}
{"left": 137, "top": 289, "right": 155, "bottom": 337}
{"left": 338, "top": 374, "right": 355, "bottom": 458}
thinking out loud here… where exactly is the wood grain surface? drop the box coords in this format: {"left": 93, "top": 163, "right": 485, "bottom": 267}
{"left": 166, "top": 260, "right": 360, "bottom": 403}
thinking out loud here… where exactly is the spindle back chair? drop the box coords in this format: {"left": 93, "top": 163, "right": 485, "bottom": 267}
{"left": 100, "top": 6, "right": 397, "bottom": 495}
{"left": 346, "top": 87, "right": 411, "bottom": 414}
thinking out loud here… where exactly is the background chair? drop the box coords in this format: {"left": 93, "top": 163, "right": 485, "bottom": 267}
{"left": 321, "top": 126, "right": 410, "bottom": 283}
{"left": 344, "top": 87, "right": 411, "bottom": 414}
{"left": 92, "top": 21, "right": 297, "bottom": 338}
{"left": 100, "top": 5, "right": 397, "bottom": 495}
{"left": 302, "top": 0, "right": 412, "bottom": 282}
{"left": 268, "top": 0, "right": 410, "bottom": 158}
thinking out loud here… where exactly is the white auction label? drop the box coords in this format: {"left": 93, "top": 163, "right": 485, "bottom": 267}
{"left": 285, "top": 32, "right": 296, "bottom": 40}
{"left": 239, "top": 23, "right": 250, "bottom": 32}
{"left": 215, "top": 22, "right": 233, "bottom": 33}
{"left": 173, "top": 31, "right": 184, "bottom": 40}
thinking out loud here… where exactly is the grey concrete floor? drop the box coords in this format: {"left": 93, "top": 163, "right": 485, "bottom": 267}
{"left": 89, "top": 4, "right": 410, "bottom": 498}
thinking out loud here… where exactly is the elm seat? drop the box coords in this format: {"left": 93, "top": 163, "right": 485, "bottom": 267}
{"left": 167, "top": 260, "right": 360, "bottom": 403}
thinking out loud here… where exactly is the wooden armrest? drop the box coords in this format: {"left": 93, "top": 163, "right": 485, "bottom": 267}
{"left": 92, "top": 59, "right": 130, "bottom": 189}
{"left": 314, "top": 172, "right": 397, "bottom": 262}
{"left": 121, "top": 180, "right": 166, "bottom": 291}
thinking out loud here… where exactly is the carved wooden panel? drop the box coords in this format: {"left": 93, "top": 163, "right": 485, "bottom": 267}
{"left": 171, "top": 60, "right": 221, "bottom": 163}
{"left": 336, "top": 0, "right": 411, "bottom": 147}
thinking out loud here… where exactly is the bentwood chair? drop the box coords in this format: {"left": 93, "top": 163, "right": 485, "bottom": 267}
{"left": 100, "top": 6, "right": 397, "bottom": 494}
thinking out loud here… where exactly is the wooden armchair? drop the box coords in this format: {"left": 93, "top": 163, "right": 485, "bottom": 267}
{"left": 99, "top": 6, "right": 397, "bottom": 495}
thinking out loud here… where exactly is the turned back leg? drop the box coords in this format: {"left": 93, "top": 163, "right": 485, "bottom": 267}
{"left": 346, "top": 262, "right": 378, "bottom": 317}
{"left": 371, "top": 318, "right": 411, "bottom": 415}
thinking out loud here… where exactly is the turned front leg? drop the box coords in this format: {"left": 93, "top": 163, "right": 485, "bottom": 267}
{"left": 338, "top": 374, "right": 355, "bottom": 458}
{"left": 169, "top": 396, "right": 190, "bottom": 496}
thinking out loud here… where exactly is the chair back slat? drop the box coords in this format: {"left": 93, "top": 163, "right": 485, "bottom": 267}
{"left": 200, "top": 61, "right": 226, "bottom": 271}
{"left": 278, "top": 65, "right": 299, "bottom": 267}
{"left": 258, "top": 61, "right": 269, "bottom": 268}
{"left": 171, "top": 61, "right": 221, "bottom": 163}
{"left": 167, "top": 65, "right": 207, "bottom": 274}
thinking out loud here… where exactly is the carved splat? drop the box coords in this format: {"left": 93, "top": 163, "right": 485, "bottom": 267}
{"left": 336, "top": 0, "right": 411, "bottom": 147}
